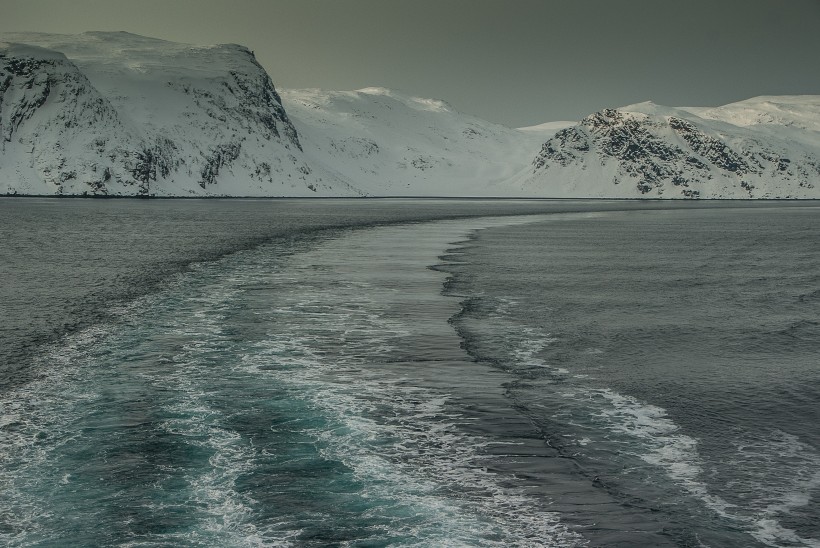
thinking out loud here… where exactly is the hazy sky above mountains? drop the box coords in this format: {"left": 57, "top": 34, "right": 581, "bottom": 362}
{"left": 2, "top": 0, "right": 819, "bottom": 127}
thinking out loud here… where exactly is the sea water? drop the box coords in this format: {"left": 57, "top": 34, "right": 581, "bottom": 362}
{"left": 445, "top": 207, "right": 820, "bottom": 547}
{"left": 0, "top": 198, "right": 818, "bottom": 547}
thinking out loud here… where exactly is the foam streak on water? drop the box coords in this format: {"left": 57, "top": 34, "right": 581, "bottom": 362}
{"left": 460, "top": 294, "right": 820, "bottom": 547}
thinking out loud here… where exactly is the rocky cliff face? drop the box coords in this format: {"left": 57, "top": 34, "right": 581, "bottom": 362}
{"left": 522, "top": 99, "right": 820, "bottom": 198}
{"left": 0, "top": 32, "right": 350, "bottom": 197}
{"left": 0, "top": 44, "right": 140, "bottom": 195}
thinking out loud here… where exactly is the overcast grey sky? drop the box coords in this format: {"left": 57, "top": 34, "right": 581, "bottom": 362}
{"left": 2, "top": 0, "right": 819, "bottom": 126}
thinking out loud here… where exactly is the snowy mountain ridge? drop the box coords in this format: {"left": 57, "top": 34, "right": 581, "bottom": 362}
{"left": 512, "top": 96, "right": 820, "bottom": 198}
{"left": 279, "top": 87, "right": 556, "bottom": 196}
{"left": 1, "top": 32, "right": 818, "bottom": 198}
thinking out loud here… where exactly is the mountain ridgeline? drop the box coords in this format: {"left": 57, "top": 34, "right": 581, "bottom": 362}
{"left": 1, "top": 32, "right": 818, "bottom": 198}
{"left": 517, "top": 101, "right": 820, "bottom": 198}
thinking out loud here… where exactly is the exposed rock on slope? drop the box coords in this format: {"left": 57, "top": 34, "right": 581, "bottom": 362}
{"left": 0, "top": 43, "right": 139, "bottom": 195}
{"left": 515, "top": 97, "right": 820, "bottom": 198}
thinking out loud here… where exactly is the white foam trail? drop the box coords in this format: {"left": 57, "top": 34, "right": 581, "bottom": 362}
{"left": 3, "top": 213, "right": 586, "bottom": 547}
{"left": 243, "top": 338, "right": 581, "bottom": 546}
{"left": 0, "top": 323, "right": 111, "bottom": 545}
{"left": 0, "top": 268, "right": 293, "bottom": 546}
{"left": 498, "top": 315, "right": 820, "bottom": 547}
{"left": 581, "top": 386, "right": 820, "bottom": 546}
{"left": 233, "top": 218, "right": 586, "bottom": 546}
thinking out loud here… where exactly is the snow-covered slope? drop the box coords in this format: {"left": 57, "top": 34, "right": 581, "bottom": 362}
{"left": 682, "top": 96, "right": 820, "bottom": 133}
{"left": 513, "top": 96, "right": 820, "bottom": 198}
{"left": 0, "top": 32, "right": 354, "bottom": 196}
{"left": 0, "top": 42, "right": 138, "bottom": 195}
{"left": 279, "top": 87, "right": 554, "bottom": 196}
{"left": 1, "top": 32, "right": 817, "bottom": 198}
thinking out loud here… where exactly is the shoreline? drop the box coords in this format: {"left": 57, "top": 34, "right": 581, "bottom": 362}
{"left": 2, "top": 193, "right": 820, "bottom": 201}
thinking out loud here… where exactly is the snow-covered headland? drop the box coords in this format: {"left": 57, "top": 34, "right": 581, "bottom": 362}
{"left": 1, "top": 32, "right": 818, "bottom": 198}
{"left": 0, "top": 32, "right": 349, "bottom": 197}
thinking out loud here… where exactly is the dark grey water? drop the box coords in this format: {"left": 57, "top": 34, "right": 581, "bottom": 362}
{"left": 1, "top": 198, "right": 818, "bottom": 547}
{"left": 446, "top": 207, "right": 820, "bottom": 547}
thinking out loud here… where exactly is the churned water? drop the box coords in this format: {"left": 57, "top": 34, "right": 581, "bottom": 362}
{"left": 1, "top": 198, "right": 818, "bottom": 547}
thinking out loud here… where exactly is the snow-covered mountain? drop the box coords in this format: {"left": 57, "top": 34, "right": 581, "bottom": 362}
{"left": 0, "top": 31, "right": 353, "bottom": 196}
{"left": 279, "top": 87, "right": 561, "bottom": 196}
{"left": 512, "top": 96, "right": 820, "bottom": 198}
{"left": 1, "top": 32, "right": 818, "bottom": 198}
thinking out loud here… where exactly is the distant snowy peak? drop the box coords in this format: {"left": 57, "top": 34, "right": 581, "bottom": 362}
{"left": 0, "top": 32, "right": 348, "bottom": 196}
{"left": 521, "top": 97, "right": 820, "bottom": 198}
{"left": 355, "top": 86, "right": 455, "bottom": 113}
{"left": 682, "top": 96, "right": 820, "bottom": 133}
